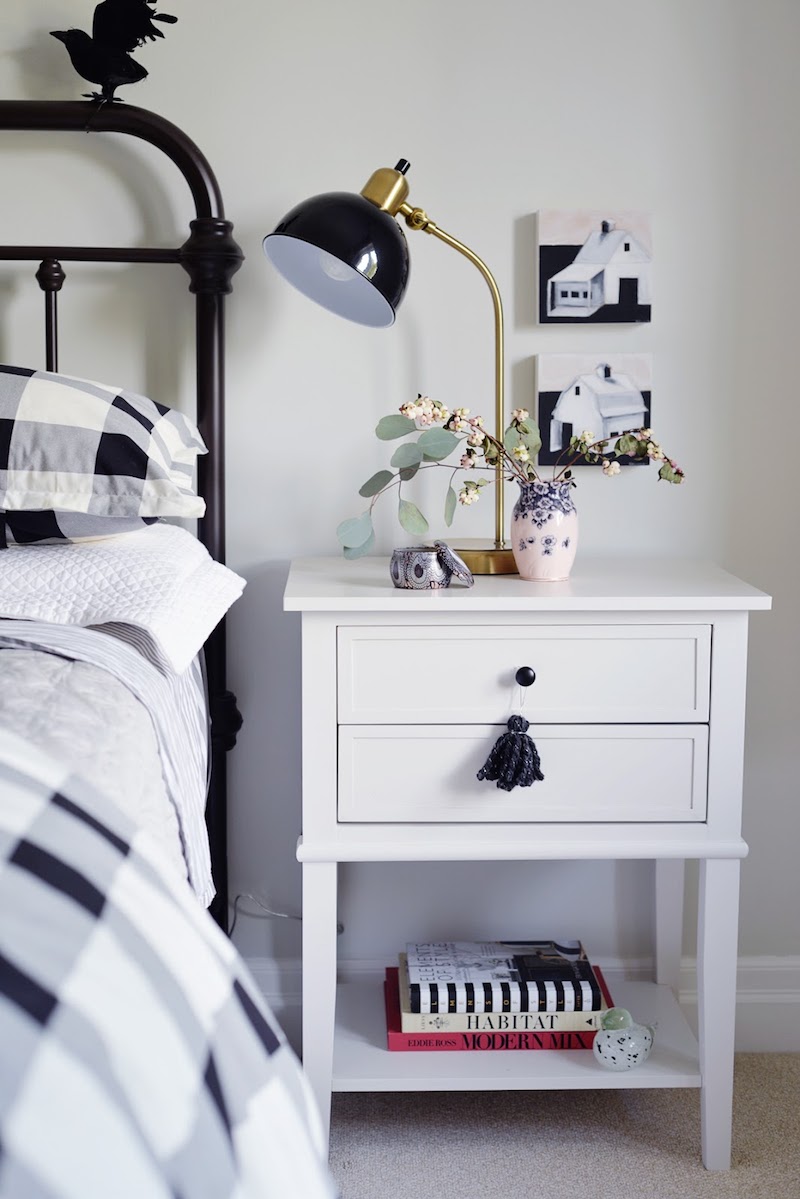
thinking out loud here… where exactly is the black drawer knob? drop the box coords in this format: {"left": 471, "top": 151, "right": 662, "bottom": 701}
{"left": 515, "top": 666, "right": 537, "bottom": 687}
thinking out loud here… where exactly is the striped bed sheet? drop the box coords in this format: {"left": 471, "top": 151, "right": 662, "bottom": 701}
{"left": 0, "top": 726, "right": 337, "bottom": 1199}
{"left": 0, "top": 620, "right": 213, "bottom": 905}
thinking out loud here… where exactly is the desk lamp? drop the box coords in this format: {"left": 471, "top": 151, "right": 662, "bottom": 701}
{"left": 263, "top": 159, "right": 515, "bottom": 574}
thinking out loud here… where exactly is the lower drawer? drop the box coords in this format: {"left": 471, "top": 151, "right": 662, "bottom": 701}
{"left": 338, "top": 724, "right": 708, "bottom": 823}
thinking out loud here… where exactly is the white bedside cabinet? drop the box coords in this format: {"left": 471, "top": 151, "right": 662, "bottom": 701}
{"left": 283, "top": 556, "right": 771, "bottom": 1168}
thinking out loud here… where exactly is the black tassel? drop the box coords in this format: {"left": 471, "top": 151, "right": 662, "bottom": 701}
{"left": 477, "top": 715, "right": 544, "bottom": 792}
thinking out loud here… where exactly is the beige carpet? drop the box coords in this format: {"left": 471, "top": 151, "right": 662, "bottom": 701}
{"left": 328, "top": 1054, "right": 800, "bottom": 1198}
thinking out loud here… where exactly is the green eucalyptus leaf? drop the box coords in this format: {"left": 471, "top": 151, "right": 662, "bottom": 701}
{"left": 516, "top": 419, "right": 539, "bottom": 437}
{"left": 504, "top": 427, "right": 521, "bottom": 451}
{"left": 398, "top": 499, "right": 429, "bottom": 537}
{"left": 521, "top": 428, "right": 542, "bottom": 455}
{"left": 375, "top": 414, "right": 416, "bottom": 440}
{"left": 358, "top": 469, "right": 395, "bottom": 498}
{"left": 399, "top": 464, "right": 420, "bottom": 481}
{"left": 615, "top": 433, "right": 639, "bottom": 456}
{"left": 390, "top": 442, "right": 423, "bottom": 469}
{"left": 444, "top": 485, "right": 457, "bottom": 527}
{"left": 336, "top": 512, "right": 374, "bottom": 549}
{"left": 417, "top": 427, "right": 459, "bottom": 460}
{"left": 343, "top": 530, "right": 376, "bottom": 559}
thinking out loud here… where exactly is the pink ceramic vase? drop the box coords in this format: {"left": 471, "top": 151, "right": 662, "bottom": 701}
{"left": 511, "top": 480, "right": 578, "bottom": 581}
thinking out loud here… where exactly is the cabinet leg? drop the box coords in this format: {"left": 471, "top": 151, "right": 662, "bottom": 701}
{"left": 697, "top": 857, "right": 740, "bottom": 1170}
{"left": 654, "top": 859, "right": 685, "bottom": 990}
{"left": 301, "top": 860, "right": 338, "bottom": 1153}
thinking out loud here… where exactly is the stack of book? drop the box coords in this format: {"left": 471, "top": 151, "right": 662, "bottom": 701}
{"left": 385, "top": 939, "right": 613, "bottom": 1052}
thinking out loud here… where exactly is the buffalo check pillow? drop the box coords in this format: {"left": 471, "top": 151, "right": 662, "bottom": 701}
{"left": 3, "top": 511, "right": 158, "bottom": 545}
{"left": 0, "top": 364, "right": 207, "bottom": 541}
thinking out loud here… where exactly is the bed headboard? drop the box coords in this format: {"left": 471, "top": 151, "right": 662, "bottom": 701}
{"left": 0, "top": 99, "right": 243, "bottom": 930}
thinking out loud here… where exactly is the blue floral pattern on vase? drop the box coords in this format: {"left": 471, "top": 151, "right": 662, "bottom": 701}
{"left": 511, "top": 481, "right": 579, "bottom": 581}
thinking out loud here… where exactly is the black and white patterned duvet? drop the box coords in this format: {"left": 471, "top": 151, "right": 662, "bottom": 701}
{"left": 0, "top": 728, "right": 337, "bottom": 1199}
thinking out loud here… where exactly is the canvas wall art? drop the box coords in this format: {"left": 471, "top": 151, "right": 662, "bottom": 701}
{"left": 536, "top": 353, "right": 653, "bottom": 467}
{"left": 537, "top": 210, "right": 652, "bottom": 323}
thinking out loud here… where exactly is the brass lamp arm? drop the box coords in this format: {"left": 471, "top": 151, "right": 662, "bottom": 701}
{"left": 397, "top": 201, "right": 506, "bottom": 549}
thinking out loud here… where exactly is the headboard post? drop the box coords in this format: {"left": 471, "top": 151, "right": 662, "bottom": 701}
{"left": 0, "top": 100, "right": 244, "bottom": 932}
{"left": 181, "top": 218, "right": 243, "bottom": 929}
{"left": 35, "top": 258, "right": 66, "bottom": 372}
{"left": 181, "top": 216, "right": 244, "bottom": 568}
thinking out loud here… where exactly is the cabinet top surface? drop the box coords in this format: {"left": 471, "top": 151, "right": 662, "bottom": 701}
{"left": 284, "top": 556, "right": 772, "bottom": 613}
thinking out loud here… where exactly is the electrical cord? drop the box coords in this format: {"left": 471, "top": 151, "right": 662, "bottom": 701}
{"left": 230, "top": 893, "right": 299, "bottom": 936}
{"left": 230, "top": 892, "right": 343, "bottom": 937}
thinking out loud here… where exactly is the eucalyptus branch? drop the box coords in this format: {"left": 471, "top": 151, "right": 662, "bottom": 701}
{"left": 551, "top": 428, "right": 684, "bottom": 483}
{"left": 483, "top": 428, "right": 534, "bottom": 484}
{"left": 366, "top": 463, "right": 442, "bottom": 512}
{"left": 337, "top": 402, "right": 683, "bottom": 560}
{"left": 551, "top": 437, "right": 610, "bottom": 480}
{"left": 447, "top": 418, "right": 535, "bottom": 485}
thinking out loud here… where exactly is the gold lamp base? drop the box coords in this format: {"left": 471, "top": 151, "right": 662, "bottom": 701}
{"left": 453, "top": 539, "right": 518, "bottom": 576}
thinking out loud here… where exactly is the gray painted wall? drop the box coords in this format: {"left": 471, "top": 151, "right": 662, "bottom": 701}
{"left": 0, "top": 0, "right": 796, "bottom": 976}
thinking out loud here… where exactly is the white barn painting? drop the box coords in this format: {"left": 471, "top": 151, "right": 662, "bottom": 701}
{"left": 538, "top": 211, "right": 652, "bottom": 324}
{"left": 537, "top": 353, "right": 653, "bottom": 468}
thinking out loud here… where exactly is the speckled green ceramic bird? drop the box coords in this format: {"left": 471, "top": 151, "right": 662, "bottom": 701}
{"left": 593, "top": 1007, "right": 655, "bottom": 1071}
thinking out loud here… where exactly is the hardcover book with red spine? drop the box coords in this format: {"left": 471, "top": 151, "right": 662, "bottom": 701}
{"left": 384, "top": 965, "right": 614, "bottom": 1052}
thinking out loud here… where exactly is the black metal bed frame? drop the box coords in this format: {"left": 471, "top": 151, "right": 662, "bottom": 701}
{"left": 0, "top": 100, "right": 244, "bottom": 930}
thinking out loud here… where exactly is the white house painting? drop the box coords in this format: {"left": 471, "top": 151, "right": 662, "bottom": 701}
{"left": 536, "top": 353, "right": 653, "bottom": 468}
{"left": 538, "top": 210, "right": 652, "bottom": 323}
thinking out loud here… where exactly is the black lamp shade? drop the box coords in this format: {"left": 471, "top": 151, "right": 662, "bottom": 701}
{"left": 263, "top": 192, "right": 410, "bottom": 328}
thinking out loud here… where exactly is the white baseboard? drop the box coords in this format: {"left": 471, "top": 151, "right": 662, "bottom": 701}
{"left": 677, "top": 955, "right": 800, "bottom": 1051}
{"left": 246, "top": 954, "right": 800, "bottom": 1053}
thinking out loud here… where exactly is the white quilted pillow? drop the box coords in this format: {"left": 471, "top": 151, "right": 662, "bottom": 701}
{"left": 0, "top": 524, "right": 245, "bottom": 673}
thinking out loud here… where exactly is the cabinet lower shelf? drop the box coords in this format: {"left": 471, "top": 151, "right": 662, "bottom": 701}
{"left": 331, "top": 978, "right": 700, "bottom": 1093}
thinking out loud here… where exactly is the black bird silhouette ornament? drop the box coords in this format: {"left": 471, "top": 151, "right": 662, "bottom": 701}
{"left": 51, "top": 0, "right": 177, "bottom": 104}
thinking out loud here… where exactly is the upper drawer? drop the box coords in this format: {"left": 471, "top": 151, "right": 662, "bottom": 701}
{"left": 338, "top": 624, "right": 711, "bottom": 724}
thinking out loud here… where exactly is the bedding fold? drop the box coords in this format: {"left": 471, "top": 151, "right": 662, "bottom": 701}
{"left": 0, "top": 621, "right": 212, "bottom": 904}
